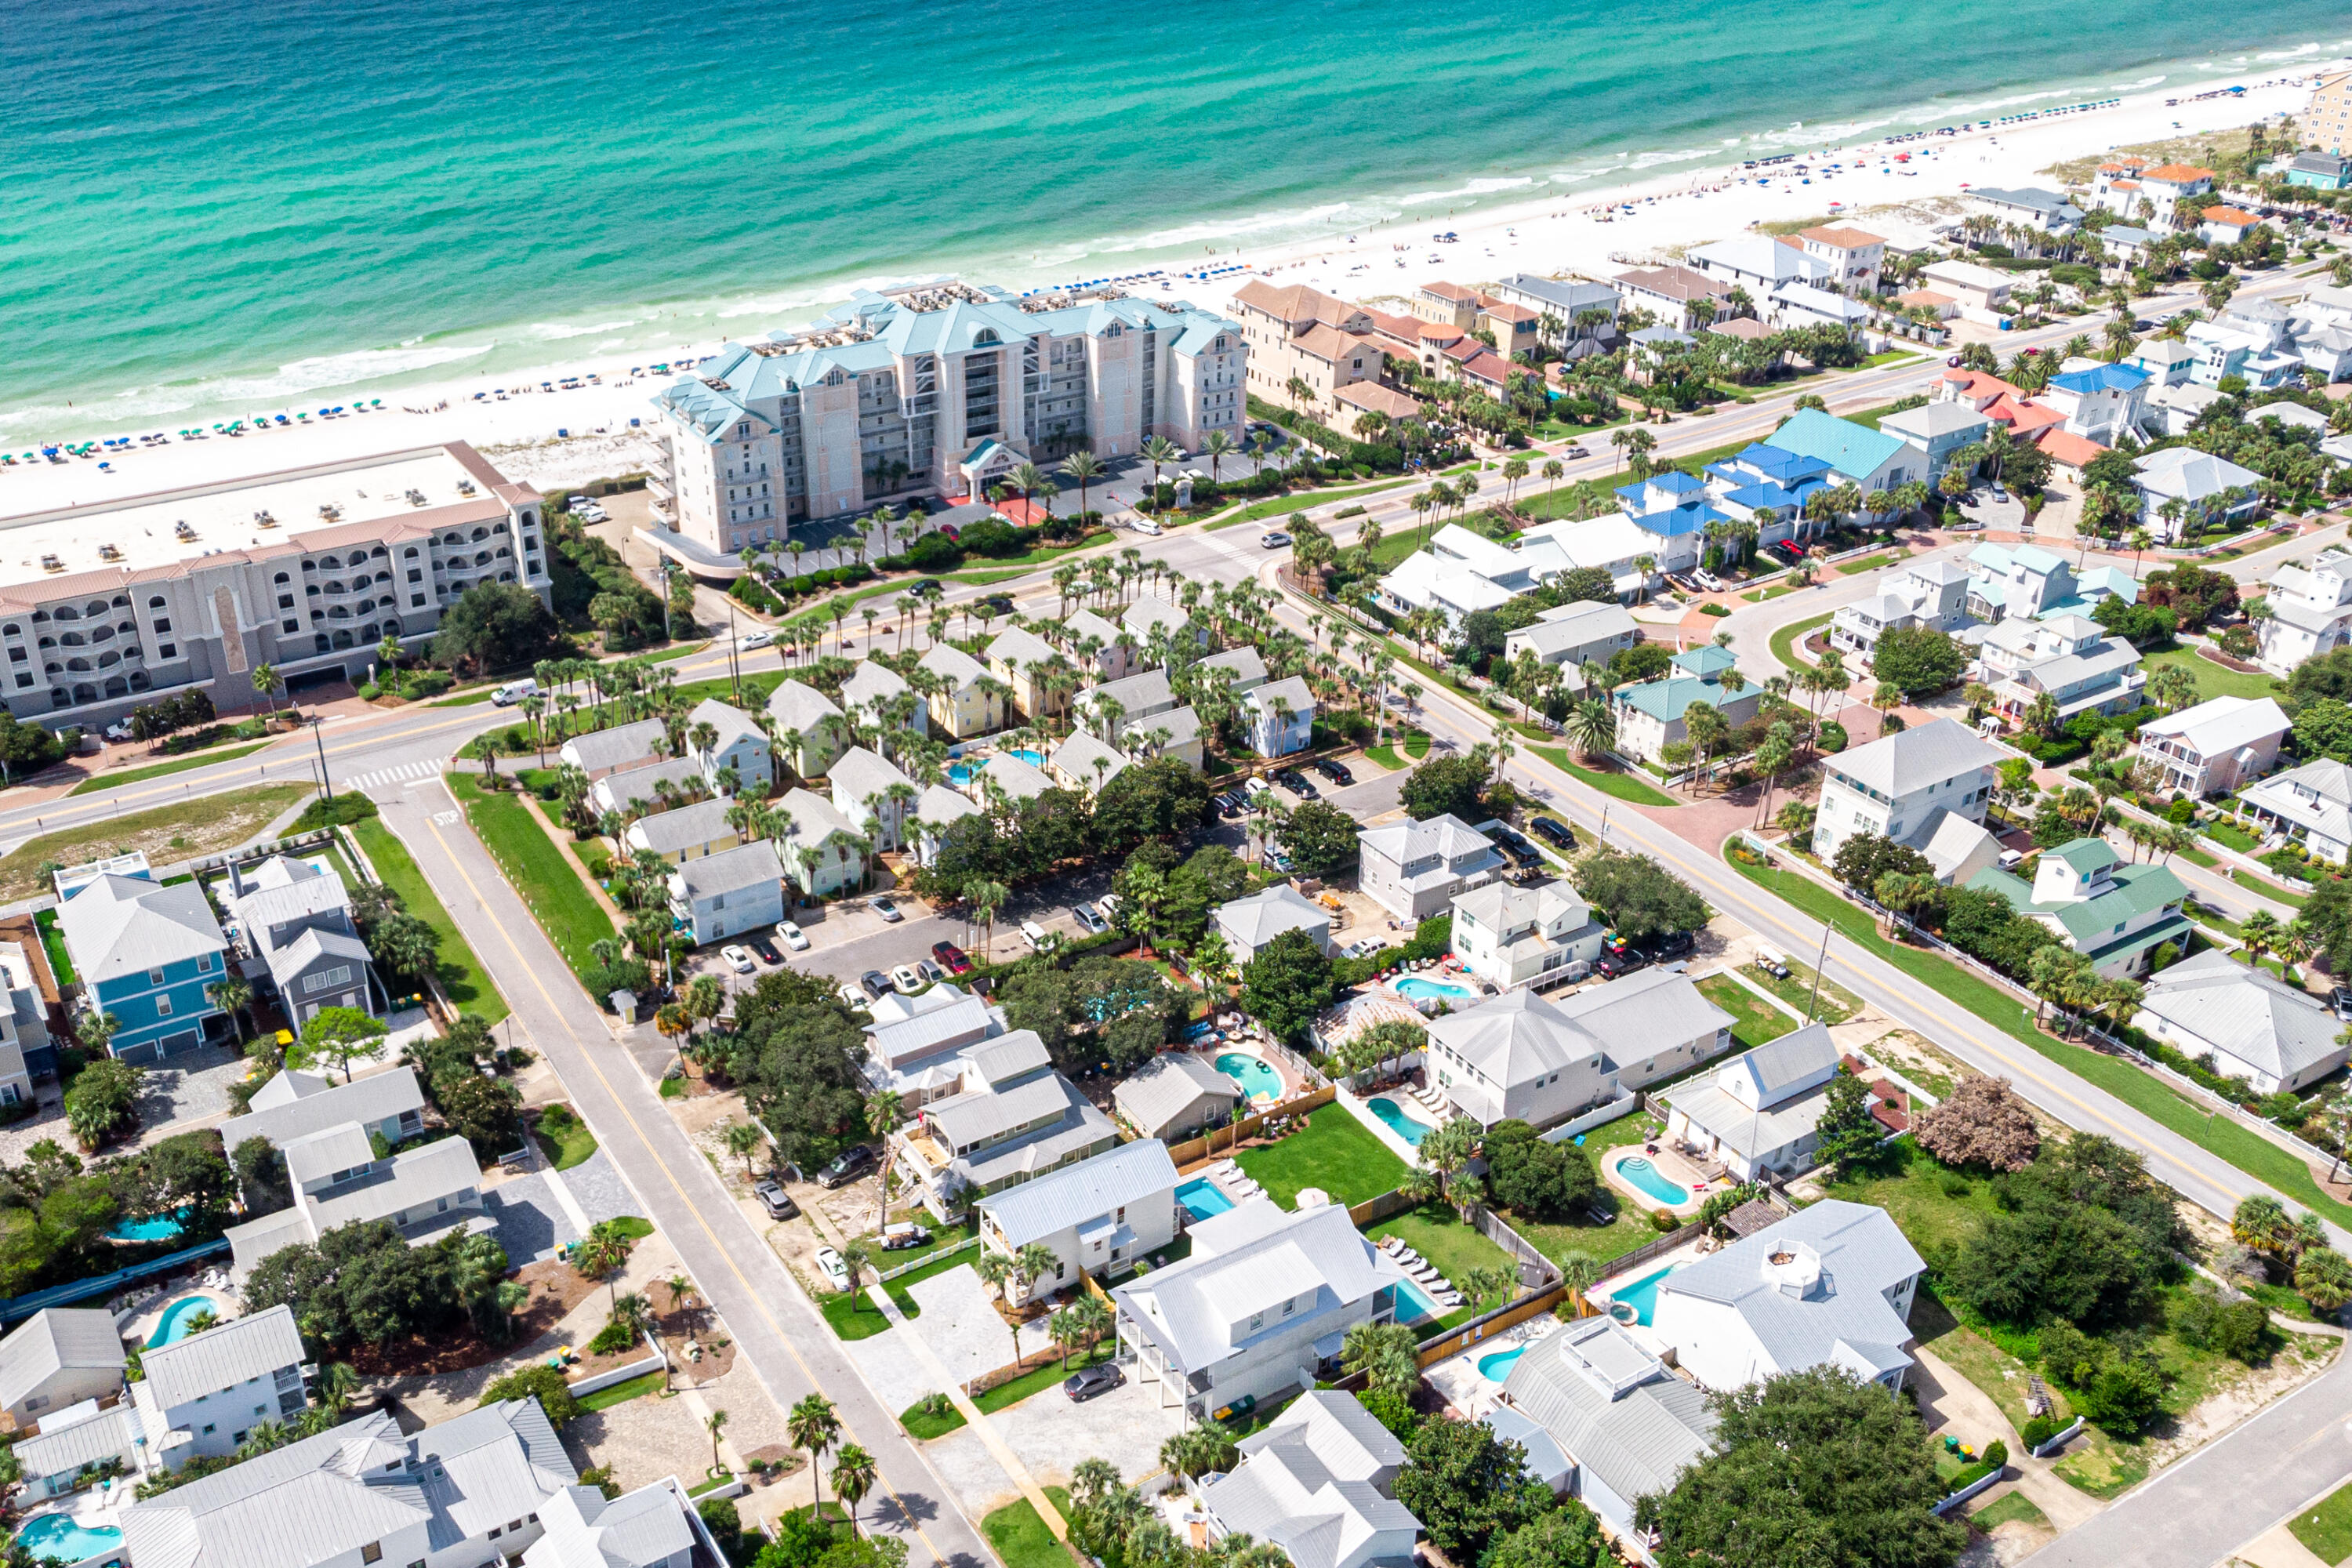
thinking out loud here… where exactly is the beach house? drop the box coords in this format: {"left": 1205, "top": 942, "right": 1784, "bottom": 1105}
{"left": 56, "top": 869, "right": 230, "bottom": 1062}
{"left": 1756, "top": 409, "right": 1923, "bottom": 496}
{"left": 558, "top": 717, "right": 668, "bottom": 781}
{"left": 223, "top": 1125, "right": 485, "bottom": 1283}
{"left": 1646, "top": 1200, "right": 1925, "bottom": 1393}
{"left": 1963, "top": 187, "right": 2083, "bottom": 232}
{"left": 2258, "top": 548, "right": 2352, "bottom": 673}
{"left": 1501, "top": 601, "right": 1640, "bottom": 673}
{"left": 978, "top": 1138, "right": 1180, "bottom": 1302}
{"left": 894, "top": 1032, "right": 1117, "bottom": 1214}
{"left": 913, "top": 782, "right": 980, "bottom": 866}
{"left": 1449, "top": 880, "right": 1606, "bottom": 993}
{"left": 1115, "top": 1054, "right": 1243, "bottom": 1142}
{"left": 223, "top": 852, "right": 387, "bottom": 1025}
{"left": 1962, "top": 541, "right": 2134, "bottom": 625}
{"left": 1810, "top": 718, "right": 2002, "bottom": 870}
{"left": 1358, "top": 815, "right": 1504, "bottom": 920}
{"left": 221, "top": 1065, "right": 427, "bottom": 1162}
{"left": 687, "top": 697, "right": 771, "bottom": 788}
{"left": 1214, "top": 885, "right": 1334, "bottom": 964}
{"left": 1047, "top": 730, "right": 1130, "bottom": 795}
{"left": 648, "top": 279, "right": 1243, "bottom": 550}
{"left": 2133, "top": 695, "right": 2288, "bottom": 797}
{"left": 0, "top": 443, "right": 549, "bottom": 733}
{"left": 127, "top": 1305, "right": 310, "bottom": 1467}
{"left": 2132, "top": 448, "right": 2265, "bottom": 539}
{"left": 1113, "top": 1199, "right": 1414, "bottom": 1419}
{"left": 1657, "top": 1025, "right": 1846, "bottom": 1181}
{"left": 1828, "top": 558, "right": 1971, "bottom": 659}
{"left": 1608, "top": 644, "right": 1762, "bottom": 766}
{"left": 1610, "top": 265, "right": 1734, "bottom": 331}
{"left": 985, "top": 625, "right": 1066, "bottom": 720}
{"left": 1421, "top": 972, "right": 1735, "bottom": 1130}
{"left": 667, "top": 838, "right": 785, "bottom": 946}
{"left": 1972, "top": 614, "right": 2145, "bottom": 727}
{"left": 621, "top": 795, "right": 742, "bottom": 865}
{"left": 1965, "top": 838, "right": 2190, "bottom": 979}
{"left": 775, "top": 788, "right": 866, "bottom": 896}
{"left": 1878, "top": 401, "right": 1991, "bottom": 480}
{"left": 2136, "top": 948, "right": 2350, "bottom": 1095}
{"left": 829, "top": 746, "right": 920, "bottom": 851}
{"left": 1243, "top": 676, "right": 1316, "bottom": 757}
{"left": 0, "top": 1309, "right": 128, "bottom": 1429}
{"left": 591, "top": 753, "right": 710, "bottom": 818}
{"left": 2235, "top": 760, "right": 2352, "bottom": 866}
{"left": 765, "top": 679, "right": 851, "bottom": 777}
{"left": 841, "top": 658, "right": 924, "bottom": 737}
{"left": 919, "top": 644, "right": 1003, "bottom": 739}
{"left": 858, "top": 982, "right": 1007, "bottom": 1106}
{"left": 1200, "top": 1392, "right": 1421, "bottom": 1568}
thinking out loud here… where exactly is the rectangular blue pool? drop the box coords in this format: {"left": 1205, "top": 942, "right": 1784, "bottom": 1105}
{"left": 1393, "top": 1276, "right": 1444, "bottom": 1326}
{"left": 1605, "top": 1265, "right": 1677, "bottom": 1327}
{"left": 1175, "top": 1178, "right": 1234, "bottom": 1221}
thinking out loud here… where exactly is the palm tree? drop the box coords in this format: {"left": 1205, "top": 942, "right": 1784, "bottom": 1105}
{"left": 704, "top": 1406, "right": 731, "bottom": 1476}
{"left": 831, "top": 1443, "right": 877, "bottom": 1536}
{"left": 1202, "top": 429, "right": 1238, "bottom": 485}
{"left": 787, "top": 1392, "right": 840, "bottom": 1516}
{"left": 207, "top": 976, "right": 253, "bottom": 1044}
{"left": 1060, "top": 449, "right": 1106, "bottom": 521}
{"left": 252, "top": 662, "right": 285, "bottom": 720}
{"left": 1141, "top": 436, "right": 1182, "bottom": 502}
{"left": 724, "top": 1121, "right": 764, "bottom": 1174}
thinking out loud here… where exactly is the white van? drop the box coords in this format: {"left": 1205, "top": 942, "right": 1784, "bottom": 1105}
{"left": 491, "top": 677, "right": 540, "bottom": 707}
{"left": 1244, "top": 775, "right": 1272, "bottom": 797}
{"left": 1020, "top": 920, "right": 1051, "bottom": 950}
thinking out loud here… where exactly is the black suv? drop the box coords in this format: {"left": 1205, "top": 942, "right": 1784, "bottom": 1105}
{"left": 1310, "top": 757, "right": 1354, "bottom": 786}
{"left": 1275, "top": 769, "right": 1318, "bottom": 798}
{"left": 815, "top": 1145, "right": 876, "bottom": 1189}
{"left": 1530, "top": 815, "right": 1575, "bottom": 850}
{"left": 1642, "top": 930, "right": 1697, "bottom": 963}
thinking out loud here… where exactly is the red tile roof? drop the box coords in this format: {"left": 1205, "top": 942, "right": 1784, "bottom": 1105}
{"left": 2035, "top": 429, "right": 2108, "bottom": 469}
{"left": 2143, "top": 163, "right": 2216, "bottom": 183}
{"left": 2201, "top": 206, "right": 2263, "bottom": 227}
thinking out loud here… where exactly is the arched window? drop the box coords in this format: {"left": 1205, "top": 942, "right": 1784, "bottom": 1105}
{"left": 2, "top": 626, "right": 18, "bottom": 637}
{"left": 68, "top": 684, "right": 92, "bottom": 705}
{"left": 128, "top": 670, "right": 151, "bottom": 692}
{"left": 102, "top": 677, "right": 126, "bottom": 699}
{"left": 275, "top": 572, "right": 291, "bottom": 584}
{"left": 321, "top": 555, "right": 341, "bottom": 569}
{"left": 50, "top": 606, "right": 78, "bottom": 622}
{"left": 313, "top": 634, "right": 332, "bottom": 654}
{"left": 147, "top": 597, "right": 165, "bottom": 609}
{"left": 65, "top": 657, "right": 90, "bottom": 673}
{"left": 58, "top": 633, "right": 84, "bottom": 648}
{"left": 404, "top": 547, "right": 419, "bottom": 560}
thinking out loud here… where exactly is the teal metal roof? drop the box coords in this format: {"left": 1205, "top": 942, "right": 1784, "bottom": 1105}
{"left": 2050, "top": 840, "right": 2117, "bottom": 875}
{"left": 1760, "top": 408, "right": 1907, "bottom": 483}
{"left": 1671, "top": 644, "right": 1737, "bottom": 678}
{"left": 1620, "top": 674, "right": 1746, "bottom": 722}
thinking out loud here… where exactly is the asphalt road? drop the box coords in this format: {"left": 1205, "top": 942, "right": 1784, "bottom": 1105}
{"left": 374, "top": 782, "right": 993, "bottom": 1568}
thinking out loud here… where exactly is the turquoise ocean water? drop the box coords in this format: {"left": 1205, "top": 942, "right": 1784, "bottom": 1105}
{"left": 4, "top": 0, "right": 2347, "bottom": 437}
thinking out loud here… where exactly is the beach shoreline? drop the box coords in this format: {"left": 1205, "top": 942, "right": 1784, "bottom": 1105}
{"left": 1, "top": 61, "right": 2336, "bottom": 520}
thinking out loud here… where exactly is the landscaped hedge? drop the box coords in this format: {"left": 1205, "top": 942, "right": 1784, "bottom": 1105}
{"left": 1333, "top": 915, "right": 1451, "bottom": 988}
{"left": 1247, "top": 395, "right": 1405, "bottom": 472}
{"left": 730, "top": 575, "right": 786, "bottom": 614}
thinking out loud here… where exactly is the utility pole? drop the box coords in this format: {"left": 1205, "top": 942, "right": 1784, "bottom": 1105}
{"left": 1807, "top": 919, "right": 1832, "bottom": 1022}
{"left": 310, "top": 717, "right": 334, "bottom": 810}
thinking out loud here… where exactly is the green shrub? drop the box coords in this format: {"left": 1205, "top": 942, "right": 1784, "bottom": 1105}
{"left": 293, "top": 793, "right": 381, "bottom": 830}
{"left": 588, "top": 1319, "right": 637, "bottom": 1356}
{"left": 2019, "top": 1414, "right": 2060, "bottom": 1450}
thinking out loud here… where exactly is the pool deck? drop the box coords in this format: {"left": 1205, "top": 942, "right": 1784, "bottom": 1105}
{"left": 1192, "top": 1042, "right": 1294, "bottom": 1105}
{"left": 1588, "top": 1243, "right": 1708, "bottom": 1356}
{"left": 1599, "top": 1143, "right": 1708, "bottom": 1218}
{"left": 1425, "top": 1315, "right": 1564, "bottom": 1418}
{"left": 1334, "top": 1083, "right": 1425, "bottom": 1164}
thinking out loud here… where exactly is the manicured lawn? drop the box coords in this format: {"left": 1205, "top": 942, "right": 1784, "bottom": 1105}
{"left": 982, "top": 1486, "right": 1073, "bottom": 1568}
{"left": 2143, "top": 645, "right": 2284, "bottom": 705}
{"left": 604, "top": 1216, "right": 655, "bottom": 1241}
{"left": 69, "top": 742, "right": 271, "bottom": 795}
{"left": 978, "top": 1343, "right": 1112, "bottom": 1414}
{"left": 900, "top": 1396, "right": 967, "bottom": 1439}
{"left": 819, "top": 1280, "right": 914, "bottom": 1341}
{"left": 1694, "top": 972, "right": 1795, "bottom": 1047}
{"left": 1208, "top": 478, "right": 1416, "bottom": 530}
{"left": 578, "top": 1370, "right": 666, "bottom": 1412}
{"left": 1405, "top": 731, "right": 1432, "bottom": 759}
{"left": 1744, "top": 584, "right": 1798, "bottom": 604}
{"left": 446, "top": 771, "right": 617, "bottom": 983}
{"left": 350, "top": 818, "right": 508, "bottom": 1025}
{"left": 2207, "top": 820, "right": 2260, "bottom": 854}
{"left": 533, "top": 1106, "right": 599, "bottom": 1171}
{"left": 0, "top": 782, "right": 310, "bottom": 903}
{"left": 1769, "top": 613, "right": 1835, "bottom": 674}
{"left": 862, "top": 1218, "right": 978, "bottom": 1270}
{"left": 1739, "top": 956, "right": 1861, "bottom": 1024}
{"left": 1527, "top": 746, "right": 1678, "bottom": 807}
{"left": 2289, "top": 1478, "right": 2352, "bottom": 1564}
{"left": 1367, "top": 1202, "right": 1522, "bottom": 1324}
{"left": 33, "top": 909, "right": 74, "bottom": 986}
{"left": 1363, "top": 744, "right": 1403, "bottom": 771}
{"left": 1726, "top": 847, "right": 2352, "bottom": 1229}
{"left": 1835, "top": 552, "right": 1904, "bottom": 576}
{"left": 1969, "top": 1491, "right": 2049, "bottom": 1530}
{"left": 1236, "top": 1103, "right": 1412, "bottom": 1208}
{"left": 1506, "top": 1111, "right": 1672, "bottom": 1269}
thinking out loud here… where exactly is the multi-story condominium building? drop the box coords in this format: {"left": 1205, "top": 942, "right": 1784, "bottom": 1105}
{"left": 1481, "top": 274, "right": 1621, "bottom": 353}
{"left": 2134, "top": 695, "right": 2289, "bottom": 798}
{"left": 56, "top": 862, "right": 230, "bottom": 1062}
{"left": 1967, "top": 837, "right": 2190, "bottom": 978}
{"left": 1358, "top": 814, "right": 1503, "bottom": 920}
{"left": 1228, "top": 283, "right": 1382, "bottom": 408}
{"left": 1811, "top": 719, "right": 2002, "bottom": 869}
{"left": 1449, "top": 881, "right": 1605, "bottom": 993}
{"left": 2258, "top": 547, "right": 2352, "bottom": 673}
{"left": 978, "top": 1138, "right": 1179, "bottom": 1302}
{"left": 0, "top": 443, "right": 546, "bottom": 731}
{"left": 1115, "top": 1200, "right": 1414, "bottom": 1420}
{"left": 1829, "top": 559, "right": 1971, "bottom": 659}
{"left": 1973, "top": 614, "right": 2145, "bottom": 726}
{"left": 646, "top": 280, "right": 1245, "bottom": 554}
{"left": 2311, "top": 73, "right": 2352, "bottom": 155}
{"left": 1421, "top": 973, "right": 1734, "bottom": 1130}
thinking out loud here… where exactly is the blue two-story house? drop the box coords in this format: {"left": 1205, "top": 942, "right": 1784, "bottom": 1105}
{"left": 1702, "top": 443, "right": 1834, "bottom": 544}
{"left": 56, "top": 871, "right": 231, "bottom": 1062}
{"left": 1612, "top": 470, "right": 1726, "bottom": 576}
{"left": 1243, "top": 675, "right": 1316, "bottom": 757}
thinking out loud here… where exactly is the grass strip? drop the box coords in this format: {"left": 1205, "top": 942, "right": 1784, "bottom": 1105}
{"left": 350, "top": 818, "right": 508, "bottom": 1025}
{"left": 1769, "top": 612, "right": 1835, "bottom": 673}
{"left": 1725, "top": 848, "right": 2352, "bottom": 1227}
{"left": 899, "top": 1397, "right": 967, "bottom": 1439}
{"left": 2291, "top": 1483, "right": 2352, "bottom": 1564}
{"left": 445, "top": 772, "right": 616, "bottom": 982}
{"left": 34, "top": 910, "right": 76, "bottom": 986}
{"left": 577, "top": 1370, "right": 666, "bottom": 1412}
{"left": 1836, "top": 551, "right": 1902, "bottom": 575}
{"left": 977, "top": 1348, "right": 1109, "bottom": 1414}
{"left": 0, "top": 783, "right": 310, "bottom": 904}
{"left": 69, "top": 742, "right": 272, "bottom": 795}
{"left": 1696, "top": 972, "right": 1797, "bottom": 1047}
{"left": 981, "top": 1486, "right": 1073, "bottom": 1568}
{"left": 1527, "top": 746, "right": 1678, "bottom": 807}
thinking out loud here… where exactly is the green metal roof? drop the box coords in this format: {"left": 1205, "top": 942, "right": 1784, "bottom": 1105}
{"left": 2049, "top": 840, "right": 2118, "bottom": 875}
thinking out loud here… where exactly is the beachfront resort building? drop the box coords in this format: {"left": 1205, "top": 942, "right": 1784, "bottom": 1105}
{"left": 1644, "top": 1200, "right": 1926, "bottom": 1393}
{"left": 1966, "top": 838, "right": 2190, "bottom": 980}
{"left": 1229, "top": 283, "right": 1384, "bottom": 409}
{"left": 0, "top": 442, "right": 549, "bottom": 731}
{"left": 1113, "top": 1199, "right": 1414, "bottom": 1420}
{"left": 1810, "top": 719, "right": 2002, "bottom": 871}
{"left": 646, "top": 279, "right": 1246, "bottom": 556}
{"left": 1420, "top": 971, "right": 1736, "bottom": 1130}
{"left": 2136, "top": 947, "right": 2351, "bottom": 1094}
{"left": 2133, "top": 695, "right": 2288, "bottom": 798}
{"left": 2259, "top": 548, "right": 2352, "bottom": 674}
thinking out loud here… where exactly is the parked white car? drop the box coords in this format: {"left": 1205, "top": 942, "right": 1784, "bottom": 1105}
{"left": 815, "top": 1247, "right": 852, "bottom": 1292}
{"left": 779, "top": 920, "right": 809, "bottom": 951}
{"left": 739, "top": 630, "right": 774, "bottom": 649}
{"left": 721, "top": 945, "right": 755, "bottom": 975}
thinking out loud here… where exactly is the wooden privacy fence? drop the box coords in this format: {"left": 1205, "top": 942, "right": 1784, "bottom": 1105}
{"left": 1168, "top": 1083, "right": 1337, "bottom": 1171}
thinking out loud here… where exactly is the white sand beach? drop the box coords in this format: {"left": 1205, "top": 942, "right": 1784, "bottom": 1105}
{"left": 0, "top": 65, "right": 2334, "bottom": 521}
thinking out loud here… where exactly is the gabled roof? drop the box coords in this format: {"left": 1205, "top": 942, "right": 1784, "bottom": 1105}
{"left": 1826, "top": 717, "right": 2001, "bottom": 798}
{"left": 1552, "top": 968, "right": 1736, "bottom": 1061}
{"left": 2139, "top": 695, "right": 2288, "bottom": 758}
{"left": 916, "top": 782, "right": 979, "bottom": 829}
{"left": 2134, "top": 445, "right": 2262, "bottom": 500}
{"left": 1426, "top": 989, "right": 1600, "bottom": 1091}
{"left": 1245, "top": 675, "right": 1316, "bottom": 717}
{"left": 986, "top": 626, "right": 1059, "bottom": 671}
{"left": 1114, "top": 1202, "right": 1403, "bottom": 1374}
{"left": 57, "top": 873, "right": 226, "bottom": 985}
{"left": 559, "top": 718, "right": 666, "bottom": 774}
{"left": 139, "top": 1304, "right": 305, "bottom": 1412}
{"left": 765, "top": 678, "right": 844, "bottom": 732}
{"left": 222, "top": 1067, "right": 426, "bottom": 1154}
{"left": 688, "top": 698, "right": 764, "bottom": 753}
{"left": 1115, "top": 1053, "right": 1243, "bottom": 1131}
{"left": 2141, "top": 949, "right": 2346, "bottom": 1080}
{"left": 670, "top": 838, "right": 783, "bottom": 902}
{"left": 0, "top": 1308, "right": 125, "bottom": 1411}
{"left": 981, "top": 753, "right": 1054, "bottom": 801}
{"left": 980, "top": 1138, "right": 1179, "bottom": 1248}
{"left": 1761, "top": 409, "right": 1909, "bottom": 481}
{"left": 777, "top": 787, "right": 858, "bottom": 851}
{"left": 529, "top": 1477, "right": 706, "bottom": 1568}
{"left": 1357, "top": 812, "right": 1494, "bottom": 866}
{"left": 625, "top": 796, "right": 737, "bottom": 855}
{"left": 1218, "top": 884, "right": 1332, "bottom": 946}
{"left": 840, "top": 660, "right": 909, "bottom": 710}
{"left": 1123, "top": 593, "right": 1191, "bottom": 641}
{"left": 829, "top": 746, "right": 916, "bottom": 811}
{"left": 594, "top": 753, "right": 707, "bottom": 806}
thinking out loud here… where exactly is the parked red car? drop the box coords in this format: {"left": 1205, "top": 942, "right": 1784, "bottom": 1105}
{"left": 932, "top": 939, "right": 973, "bottom": 975}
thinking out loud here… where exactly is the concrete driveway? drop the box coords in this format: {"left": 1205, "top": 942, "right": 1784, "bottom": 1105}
{"left": 924, "top": 1367, "right": 1183, "bottom": 1521}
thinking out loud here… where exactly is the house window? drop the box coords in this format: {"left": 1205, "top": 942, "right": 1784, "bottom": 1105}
{"left": 362, "top": 1547, "right": 383, "bottom": 1566}
{"left": 156, "top": 995, "right": 172, "bottom": 1017}
{"left": 197, "top": 953, "right": 215, "bottom": 973}
{"left": 147, "top": 967, "right": 164, "bottom": 985}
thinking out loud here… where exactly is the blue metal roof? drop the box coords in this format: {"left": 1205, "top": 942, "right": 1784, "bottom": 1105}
{"left": 2049, "top": 364, "right": 2149, "bottom": 394}
{"left": 1627, "top": 502, "right": 1729, "bottom": 538}
{"left": 1759, "top": 409, "right": 1908, "bottom": 483}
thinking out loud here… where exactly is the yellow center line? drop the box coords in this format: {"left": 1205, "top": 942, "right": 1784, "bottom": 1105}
{"left": 416, "top": 795, "right": 954, "bottom": 1565}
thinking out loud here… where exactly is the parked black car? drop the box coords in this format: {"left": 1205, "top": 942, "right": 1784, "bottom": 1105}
{"left": 1065, "top": 1363, "right": 1126, "bottom": 1401}
{"left": 858, "top": 970, "right": 891, "bottom": 1000}
{"left": 815, "top": 1145, "right": 876, "bottom": 1189}
{"left": 1642, "top": 929, "right": 1697, "bottom": 963}
{"left": 753, "top": 1179, "right": 799, "bottom": 1220}
{"left": 1310, "top": 757, "right": 1354, "bottom": 786}
{"left": 1275, "top": 769, "right": 1318, "bottom": 798}
{"left": 1215, "top": 791, "right": 1246, "bottom": 815}
{"left": 747, "top": 935, "right": 784, "bottom": 966}
{"left": 1530, "top": 815, "right": 1576, "bottom": 850}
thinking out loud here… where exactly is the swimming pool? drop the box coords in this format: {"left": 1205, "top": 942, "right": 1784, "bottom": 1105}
{"left": 149, "top": 1294, "right": 229, "bottom": 1348}
{"left": 948, "top": 764, "right": 977, "bottom": 787}
{"left": 1477, "top": 1346, "right": 1526, "bottom": 1382}
{"left": 1007, "top": 749, "right": 1046, "bottom": 768}
{"left": 1366, "top": 1097, "right": 1433, "bottom": 1147}
{"left": 106, "top": 1206, "right": 190, "bottom": 1242}
{"left": 1175, "top": 1178, "right": 1234, "bottom": 1221}
{"left": 17, "top": 1514, "right": 124, "bottom": 1563}
{"left": 1393, "top": 976, "right": 1475, "bottom": 1003}
{"left": 1393, "top": 1276, "right": 1443, "bottom": 1325}
{"left": 1215, "top": 1052, "right": 1283, "bottom": 1103}
{"left": 1617, "top": 1157, "right": 1690, "bottom": 1206}
{"left": 1604, "top": 1265, "right": 1678, "bottom": 1327}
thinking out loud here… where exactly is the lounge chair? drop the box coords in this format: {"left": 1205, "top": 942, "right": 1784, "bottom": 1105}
{"left": 1412, "top": 1265, "right": 1445, "bottom": 1284}
{"left": 1379, "top": 1238, "right": 1407, "bottom": 1256}
{"left": 1433, "top": 1290, "right": 1463, "bottom": 1308}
